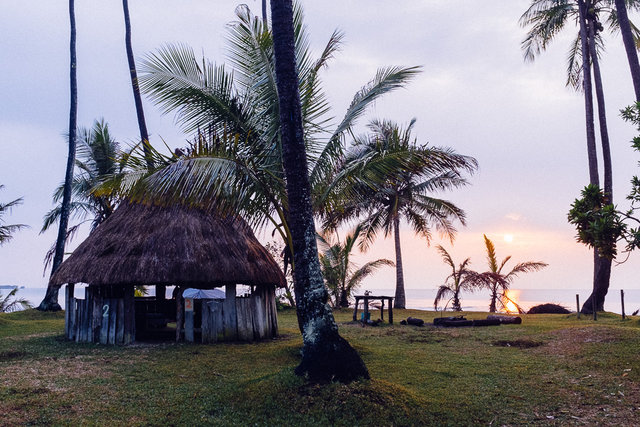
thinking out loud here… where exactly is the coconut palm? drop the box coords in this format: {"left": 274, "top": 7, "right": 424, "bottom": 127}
{"left": 433, "top": 245, "right": 484, "bottom": 311}
{"left": 1, "top": 287, "right": 32, "bottom": 313}
{"left": 482, "top": 235, "right": 547, "bottom": 313}
{"left": 323, "top": 119, "right": 477, "bottom": 309}
{"left": 270, "top": 0, "right": 369, "bottom": 382}
{"left": 42, "top": 119, "right": 121, "bottom": 238}
{"left": 519, "top": 0, "right": 639, "bottom": 312}
{"left": 39, "top": 0, "right": 78, "bottom": 312}
{"left": 318, "top": 226, "right": 394, "bottom": 308}
{"left": 115, "top": 3, "right": 418, "bottom": 274}
{"left": 0, "top": 185, "right": 27, "bottom": 246}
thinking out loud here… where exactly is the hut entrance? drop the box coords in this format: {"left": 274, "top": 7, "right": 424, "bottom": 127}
{"left": 134, "top": 289, "right": 177, "bottom": 342}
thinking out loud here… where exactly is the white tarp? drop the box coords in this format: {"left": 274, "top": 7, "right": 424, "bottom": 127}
{"left": 182, "top": 288, "right": 225, "bottom": 299}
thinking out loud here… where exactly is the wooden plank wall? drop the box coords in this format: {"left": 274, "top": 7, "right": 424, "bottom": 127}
{"left": 65, "top": 284, "right": 276, "bottom": 345}
{"left": 67, "top": 285, "right": 135, "bottom": 345}
{"left": 199, "top": 286, "right": 278, "bottom": 343}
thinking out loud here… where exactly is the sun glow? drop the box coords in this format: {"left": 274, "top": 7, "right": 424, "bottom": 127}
{"left": 502, "top": 289, "right": 521, "bottom": 314}
{"left": 503, "top": 234, "right": 514, "bottom": 243}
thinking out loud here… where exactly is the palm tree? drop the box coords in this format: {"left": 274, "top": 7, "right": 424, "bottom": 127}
{"left": 1, "top": 287, "right": 32, "bottom": 313}
{"left": 116, "top": 4, "right": 417, "bottom": 287}
{"left": 482, "top": 235, "right": 547, "bottom": 313}
{"left": 270, "top": 0, "right": 369, "bottom": 383}
{"left": 433, "top": 245, "right": 484, "bottom": 311}
{"left": 41, "top": 120, "right": 122, "bottom": 268}
{"left": 323, "top": 119, "right": 477, "bottom": 309}
{"left": 0, "top": 185, "right": 27, "bottom": 246}
{"left": 519, "top": 0, "right": 638, "bottom": 312}
{"left": 39, "top": 0, "right": 78, "bottom": 311}
{"left": 318, "top": 226, "right": 394, "bottom": 308}
{"left": 122, "top": 0, "right": 153, "bottom": 169}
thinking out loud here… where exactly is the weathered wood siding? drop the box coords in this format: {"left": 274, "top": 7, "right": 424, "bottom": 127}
{"left": 66, "top": 285, "right": 135, "bottom": 345}
{"left": 198, "top": 286, "right": 278, "bottom": 343}
{"left": 65, "top": 284, "right": 277, "bottom": 345}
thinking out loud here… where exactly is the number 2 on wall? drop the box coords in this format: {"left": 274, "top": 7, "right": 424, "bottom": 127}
{"left": 103, "top": 304, "right": 109, "bottom": 317}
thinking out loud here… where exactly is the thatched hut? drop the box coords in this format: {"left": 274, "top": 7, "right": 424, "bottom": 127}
{"left": 50, "top": 201, "right": 285, "bottom": 345}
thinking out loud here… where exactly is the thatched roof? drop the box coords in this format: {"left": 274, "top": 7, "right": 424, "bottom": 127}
{"left": 50, "top": 201, "right": 285, "bottom": 288}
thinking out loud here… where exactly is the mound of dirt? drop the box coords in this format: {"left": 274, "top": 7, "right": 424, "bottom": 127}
{"left": 527, "top": 303, "right": 571, "bottom": 314}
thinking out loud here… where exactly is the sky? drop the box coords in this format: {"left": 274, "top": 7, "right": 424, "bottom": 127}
{"left": 1, "top": 1, "right": 640, "bottom": 310}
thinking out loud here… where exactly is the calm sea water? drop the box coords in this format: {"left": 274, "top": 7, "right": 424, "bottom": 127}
{"left": 6, "top": 286, "right": 640, "bottom": 315}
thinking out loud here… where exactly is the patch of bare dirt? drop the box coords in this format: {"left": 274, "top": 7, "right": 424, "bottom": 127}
{"left": 534, "top": 327, "right": 622, "bottom": 357}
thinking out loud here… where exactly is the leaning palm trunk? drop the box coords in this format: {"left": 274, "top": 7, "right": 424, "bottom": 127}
{"left": 393, "top": 215, "right": 406, "bottom": 309}
{"left": 270, "top": 0, "right": 368, "bottom": 383}
{"left": 122, "top": 0, "right": 152, "bottom": 169}
{"left": 39, "top": 0, "right": 78, "bottom": 311}
{"left": 615, "top": 0, "right": 640, "bottom": 101}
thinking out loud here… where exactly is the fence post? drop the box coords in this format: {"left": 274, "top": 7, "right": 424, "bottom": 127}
{"left": 621, "top": 289, "right": 626, "bottom": 320}
{"left": 576, "top": 294, "right": 580, "bottom": 319}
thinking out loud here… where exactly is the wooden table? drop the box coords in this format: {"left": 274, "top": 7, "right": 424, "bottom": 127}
{"left": 352, "top": 295, "right": 394, "bottom": 324}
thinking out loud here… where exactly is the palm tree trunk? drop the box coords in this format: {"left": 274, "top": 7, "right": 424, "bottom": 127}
{"left": 489, "top": 285, "right": 498, "bottom": 313}
{"left": 614, "top": 0, "right": 640, "bottom": 101}
{"left": 38, "top": 0, "right": 77, "bottom": 312}
{"left": 262, "top": 0, "right": 268, "bottom": 23}
{"left": 122, "top": 0, "right": 153, "bottom": 170}
{"left": 581, "top": 16, "right": 614, "bottom": 314}
{"left": 589, "top": 21, "right": 613, "bottom": 199}
{"left": 452, "top": 292, "right": 461, "bottom": 311}
{"left": 270, "top": 0, "right": 368, "bottom": 383}
{"left": 578, "top": 0, "right": 599, "bottom": 187}
{"left": 392, "top": 215, "right": 406, "bottom": 309}
{"left": 576, "top": 0, "right": 606, "bottom": 315}
{"left": 339, "top": 287, "right": 349, "bottom": 307}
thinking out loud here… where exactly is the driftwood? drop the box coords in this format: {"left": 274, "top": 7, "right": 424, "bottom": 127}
{"left": 406, "top": 317, "right": 424, "bottom": 326}
{"left": 472, "top": 318, "right": 501, "bottom": 327}
{"left": 486, "top": 315, "right": 522, "bottom": 324}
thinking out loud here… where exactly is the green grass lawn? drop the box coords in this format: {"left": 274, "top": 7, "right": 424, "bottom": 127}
{"left": 2, "top": 308, "right": 640, "bottom": 425}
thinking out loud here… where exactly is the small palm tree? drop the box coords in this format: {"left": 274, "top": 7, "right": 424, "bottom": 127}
{"left": 1, "top": 288, "right": 32, "bottom": 313}
{"left": 318, "top": 226, "right": 394, "bottom": 308}
{"left": 482, "top": 235, "right": 547, "bottom": 313}
{"left": 324, "top": 119, "right": 477, "bottom": 309}
{"left": 0, "top": 185, "right": 27, "bottom": 246}
{"left": 433, "top": 245, "right": 484, "bottom": 311}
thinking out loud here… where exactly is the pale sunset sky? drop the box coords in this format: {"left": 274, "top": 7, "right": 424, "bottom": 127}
{"left": 1, "top": 1, "right": 639, "bottom": 308}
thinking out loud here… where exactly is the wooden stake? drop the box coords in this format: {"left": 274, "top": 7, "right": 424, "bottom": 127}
{"left": 621, "top": 289, "right": 626, "bottom": 320}
{"left": 576, "top": 294, "right": 580, "bottom": 319}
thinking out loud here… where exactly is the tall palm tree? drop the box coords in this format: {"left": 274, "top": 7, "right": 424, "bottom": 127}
{"left": 520, "top": 0, "right": 638, "bottom": 312}
{"left": 122, "top": 0, "right": 153, "bottom": 169}
{"left": 270, "top": 0, "right": 369, "bottom": 383}
{"left": 324, "top": 119, "right": 477, "bottom": 309}
{"left": 482, "top": 235, "right": 547, "bottom": 313}
{"left": 318, "top": 226, "right": 394, "bottom": 308}
{"left": 39, "top": 0, "right": 78, "bottom": 311}
{"left": 41, "top": 120, "right": 121, "bottom": 269}
{"left": 0, "top": 185, "right": 27, "bottom": 246}
{"left": 433, "top": 245, "right": 484, "bottom": 311}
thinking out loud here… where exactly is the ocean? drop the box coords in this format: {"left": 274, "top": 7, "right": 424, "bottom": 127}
{"left": 5, "top": 286, "right": 640, "bottom": 315}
